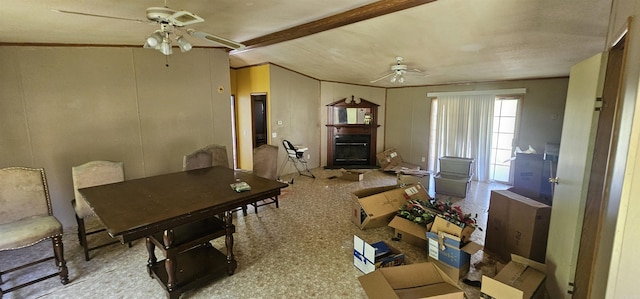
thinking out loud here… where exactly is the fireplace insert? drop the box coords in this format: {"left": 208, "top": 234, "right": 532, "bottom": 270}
{"left": 333, "top": 134, "right": 371, "bottom": 166}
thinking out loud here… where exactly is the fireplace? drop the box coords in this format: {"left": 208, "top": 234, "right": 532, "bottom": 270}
{"left": 333, "top": 134, "right": 371, "bottom": 166}
{"left": 325, "top": 97, "right": 379, "bottom": 169}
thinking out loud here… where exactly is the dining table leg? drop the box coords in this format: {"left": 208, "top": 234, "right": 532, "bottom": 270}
{"left": 224, "top": 211, "right": 237, "bottom": 275}
{"left": 145, "top": 237, "right": 156, "bottom": 277}
{"left": 162, "top": 229, "right": 177, "bottom": 290}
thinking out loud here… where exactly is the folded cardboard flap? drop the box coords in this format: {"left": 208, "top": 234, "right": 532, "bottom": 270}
{"left": 433, "top": 232, "right": 483, "bottom": 255}
{"left": 359, "top": 263, "right": 464, "bottom": 299}
{"left": 480, "top": 254, "right": 546, "bottom": 299}
{"left": 430, "top": 215, "right": 474, "bottom": 244}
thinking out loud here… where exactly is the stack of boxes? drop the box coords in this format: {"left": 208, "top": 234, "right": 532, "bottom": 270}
{"left": 434, "top": 156, "right": 474, "bottom": 198}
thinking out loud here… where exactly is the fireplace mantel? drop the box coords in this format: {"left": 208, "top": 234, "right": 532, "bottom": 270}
{"left": 325, "top": 97, "right": 379, "bottom": 168}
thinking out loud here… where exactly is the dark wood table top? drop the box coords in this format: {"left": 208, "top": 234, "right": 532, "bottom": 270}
{"left": 79, "top": 166, "right": 288, "bottom": 243}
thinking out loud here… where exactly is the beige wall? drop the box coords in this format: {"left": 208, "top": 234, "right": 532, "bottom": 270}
{"left": 270, "top": 65, "right": 322, "bottom": 173}
{"left": 0, "top": 46, "right": 233, "bottom": 228}
{"left": 385, "top": 78, "right": 569, "bottom": 169}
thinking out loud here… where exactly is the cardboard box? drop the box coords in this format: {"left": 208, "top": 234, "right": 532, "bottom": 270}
{"left": 388, "top": 216, "right": 432, "bottom": 249}
{"left": 354, "top": 235, "right": 405, "bottom": 274}
{"left": 351, "top": 185, "right": 402, "bottom": 229}
{"left": 377, "top": 148, "right": 421, "bottom": 172}
{"left": 429, "top": 216, "right": 475, "bottom": 244}
{"left": 484, "top": 190, "right": 551, "bottom": 263}
{"left": 512, "top": 153, "right": 544, "bottom": 199}
{"left": 434, "top": 173, "right": 471, "bottom": 198}
{"left": 481, "top": 254, "right": 546, "bottom": 299}
{"left": 426, "top": 231, "right": 482, "bottom": 278}
{"left": 340, "top": 169, "right": 365, "bottom": 181}
{"left": 358, "top": 262, "right": 464, "bottom": 299}
{"left": 351, "top": 184, "right": 429, "bottom": 230}
{"left": 427, "top": 257, "right": 469, "bottom": 281}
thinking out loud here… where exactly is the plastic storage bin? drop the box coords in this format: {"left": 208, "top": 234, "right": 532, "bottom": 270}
{"left": 434, "top": 173, "right": 471, "bottom": 198}
{"left": 439, "top": 156, "right": 474, "bottom": 177}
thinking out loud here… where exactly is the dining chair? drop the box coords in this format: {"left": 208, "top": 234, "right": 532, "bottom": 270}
{"left": 0, "top": 167, "right": 69, "bottom": 295}
{"left": 183, "top": 147, "right": 247, "bottom": 215}
{"left": 249, "top": 144, "right": 281, "bottom": 213}
{"left": 182, "top": 149, "right": 213, "bottom": 171}
{"left": 72, "top": 160, "right": 128, "bottom": 261}
{"left": 201, "top": 144, "right": 230, "bottom": 168}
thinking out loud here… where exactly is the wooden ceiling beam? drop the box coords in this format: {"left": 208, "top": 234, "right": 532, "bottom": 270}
{"left": 240, "top": 0, "right": 436, "bottom": 50}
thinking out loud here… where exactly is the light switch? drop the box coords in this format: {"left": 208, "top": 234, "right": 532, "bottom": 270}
{"left": 277, "top": 120, "right": 283, "bottom": 125}
{"left": 272, "top": 132, "right": 277, "bottom": 138}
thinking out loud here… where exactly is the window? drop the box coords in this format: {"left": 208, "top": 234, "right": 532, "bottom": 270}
{"left": 428, "top": 95, "right": 521, "bottom": 183}
{"left": 489, "top": 97, "right": 519, "bottom": 182}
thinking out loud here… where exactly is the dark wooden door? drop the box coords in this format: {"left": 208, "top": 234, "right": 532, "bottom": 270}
{"left": 251, "top": 94, "right": 267, "bottom": 148}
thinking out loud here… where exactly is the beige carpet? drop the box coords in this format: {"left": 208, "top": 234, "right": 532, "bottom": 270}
{"left": 0, "top": 168, "right": 509, "bottom": 298}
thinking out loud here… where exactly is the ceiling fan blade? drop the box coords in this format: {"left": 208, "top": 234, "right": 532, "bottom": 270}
{"left": 167, "top": 10, "right": 204, "bottom": 26}
{"left": 187, "top": 29, "right": 245, "bottom": 50}
{"left": 53, "top": 9, "right": 151, "bottom": 24}
{"left": 370, "top": 72, "right": 394, "bottom": 83}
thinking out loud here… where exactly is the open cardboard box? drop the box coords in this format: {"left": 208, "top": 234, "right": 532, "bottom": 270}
{"left": 388, "top": 216, "right": 432, "bottom": 249}
{"left": 426, "top": 231, "right": 482, "bottom": 279}
{"left": 377, "top": 148, "right": 422, "bottom": 172}
{"left": 358, "top": 262, "right": 464, "bottom": 299}
{"left": 340, "top": 169, "right": 365, "bottom": 181}
{"left": 354, "top": 235, "right": 405, "bottom": 274}
{"left": 351, "top": 184, "right": 429, "bottom": 230}
{"left": 481, "top": 254, "right": 546, "bottom": 299}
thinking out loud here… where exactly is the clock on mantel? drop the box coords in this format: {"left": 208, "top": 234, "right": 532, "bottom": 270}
{"left": 325, "top": 97, "right": 379, "bottom": 168}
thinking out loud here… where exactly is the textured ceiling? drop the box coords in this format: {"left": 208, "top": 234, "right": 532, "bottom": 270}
{"left": 1, "top": 0, "right": 613, "bottom": 87}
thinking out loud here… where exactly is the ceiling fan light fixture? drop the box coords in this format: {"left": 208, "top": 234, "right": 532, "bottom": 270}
{"left": 146, "top": 31, "right": 163, "bottom": 48}
{"left": 176, "top": 36, "right": 192, "bottom": 52}
{"left": 159, "top": 41, "right": 173, "bottom": 55}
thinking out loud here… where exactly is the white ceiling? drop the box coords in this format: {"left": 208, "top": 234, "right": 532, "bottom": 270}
{"left": 1, "top": 0, "right": 613, "bottom": 87}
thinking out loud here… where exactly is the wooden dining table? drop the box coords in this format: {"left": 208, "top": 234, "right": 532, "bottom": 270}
{"left": 79, "top": 166, "right": 288, "bottom": 298}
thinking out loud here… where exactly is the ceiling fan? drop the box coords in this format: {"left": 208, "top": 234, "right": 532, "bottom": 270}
{"left": 370, "top": 56, "right": 425, "bottom": 84}
{"left": 53, "top": 2, "right": 245, "bottom": 55}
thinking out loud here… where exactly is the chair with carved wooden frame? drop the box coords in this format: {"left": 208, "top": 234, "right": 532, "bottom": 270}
{"left": 72, "top": 160, "right": 129, "bottom": 261}
{"left": 0, "top": 167, "right": 69, "bottom": 296}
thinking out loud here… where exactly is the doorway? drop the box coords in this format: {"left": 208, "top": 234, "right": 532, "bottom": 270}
{"left": 572, "top": 31, "right": 627, "bottom": 298}
{"left": 251, "top": 93, "right": 268, "bottom": 148}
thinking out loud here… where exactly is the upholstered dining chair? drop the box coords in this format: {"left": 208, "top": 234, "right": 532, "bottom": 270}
{"left": 72, "top": 160, "right": 127, "bottom": 261}
{"left": 0, "top": 167, "right": 69, "bottom": 295}
{"left": 183, "top": 147, "right": 247, "bottom": 215}
{"left": 201, "top": 144, "right": 230, "bottom": 168}
{"left": 249, "top": 144, "right": 281, "bottom": 213}
{"left": 182, "top": 149, "right": 213, "bottom": 171}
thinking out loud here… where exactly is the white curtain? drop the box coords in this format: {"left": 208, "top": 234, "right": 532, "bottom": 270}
{"left": 432, "top": 94, "right": 494, "bottom": 182}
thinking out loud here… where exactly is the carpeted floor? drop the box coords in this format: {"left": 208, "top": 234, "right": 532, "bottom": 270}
{"left": 0, "top": 168, "right": 509, "bottom": 299}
